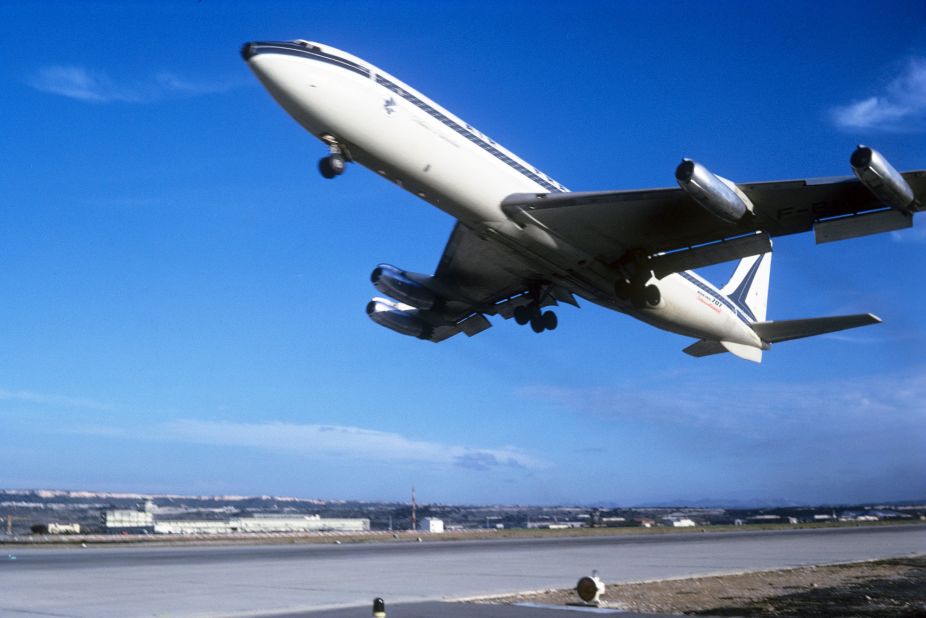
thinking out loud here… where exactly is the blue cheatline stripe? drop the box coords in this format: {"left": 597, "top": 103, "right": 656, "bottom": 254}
{"left": 250, "top": 42, "right": 370, "bottom": 77}
{"left": 250, "top": 42, "right": 566, "bottom": 194}
{"left": 726, "top": 257, "right": 763, "bottom": 322}
{"left": 679, "top": 271, "right": 754, "bottom": 326}
{"left": 373, "top": 73, "right": 565, "bottom": 193}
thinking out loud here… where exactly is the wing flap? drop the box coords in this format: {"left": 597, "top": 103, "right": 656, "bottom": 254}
{"left": 814, "top": 209, "right": 913, "bottom": 243}
{"left": 457, "top": 313, "right": 492, "bottom": 337}
{"left": 650, "top": 232, "right": 771, "bottom": 278}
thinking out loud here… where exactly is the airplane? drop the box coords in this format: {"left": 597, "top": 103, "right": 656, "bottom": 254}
{"left": 241, "top": 40, "right": 925, "bottom": 362}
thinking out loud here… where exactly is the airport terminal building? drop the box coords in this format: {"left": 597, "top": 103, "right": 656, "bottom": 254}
{"left": 102, "top": 505, "right": 369, "bottom": 535}
{"left": 153, "top": 515, "right": 371, "bottom": 535}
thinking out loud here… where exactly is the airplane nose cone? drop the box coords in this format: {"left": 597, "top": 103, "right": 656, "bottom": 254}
{"left": 240, "top": 42, "right": 256, "bottom": 62}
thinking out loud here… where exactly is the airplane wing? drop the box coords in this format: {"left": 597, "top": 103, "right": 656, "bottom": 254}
{"left": 368, "top": 223, "right": 576, "bottom": 342}
{"left": 400, "top": 224, "right": 561, "bottom": 342}
{"left": 433, "top": 222, "right": 530, "bottom": 314}
{"left": 501, "top": 170, "right": 926, "bottom": 276}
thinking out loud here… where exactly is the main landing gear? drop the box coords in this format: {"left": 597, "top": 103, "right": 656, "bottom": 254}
{"left": 318, "top": 140, "right": 347, "bottom": 179}
{"left": 513, "top": 282, "right": 558, "bottom": 333}
{"left": 514, "top": 304, "right": 558, "bottom": 333}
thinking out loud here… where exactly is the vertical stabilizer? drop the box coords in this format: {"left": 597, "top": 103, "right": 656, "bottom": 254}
{"left": 720, "top": 252, "right": 771, "bottom": 323}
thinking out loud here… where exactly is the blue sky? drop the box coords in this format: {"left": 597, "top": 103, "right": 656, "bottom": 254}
{"left": 1, "top": 1, "right": 924, "bottom": 506}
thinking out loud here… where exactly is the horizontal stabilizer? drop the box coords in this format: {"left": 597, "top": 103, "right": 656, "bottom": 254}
{"left": 682, "top": 339, "right": 763, "bottom": 363}
{"left": 682, "top": 339, "right": 727, "bottom": 357}
{"left": 751, "top": 313, "right": 881, "bottom": 343}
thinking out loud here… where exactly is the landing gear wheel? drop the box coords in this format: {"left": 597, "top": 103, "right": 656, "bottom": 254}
{"left": 318, "top": 154, "right": 345, "bottom": 179}
{"left": 542, "top": 310, "right": 558, "bottom": 331}
{"left": 530, "top": 314, "right": 545, "bottom": 333}
{"left": 516, "top": 282, "right": 560, "bottom": 333}
{"left": 318, "top": 157, "right": 335, "bottom": 179}
{"left": 514, "top": 305, "right": 531, "bottom": 326}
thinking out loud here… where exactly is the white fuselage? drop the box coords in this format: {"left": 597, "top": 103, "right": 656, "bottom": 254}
{"left": 245, "top": 40, "right": 763, "bottom": 348}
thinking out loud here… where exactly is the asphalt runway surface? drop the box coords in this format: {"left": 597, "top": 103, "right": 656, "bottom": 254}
{"left": 1, "top": 525, "right": 923, "bottom": 617}
{"left": 290, "top": 601, "right": 677, "bottom": 617}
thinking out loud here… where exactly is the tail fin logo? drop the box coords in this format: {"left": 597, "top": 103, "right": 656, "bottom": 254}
{"left": 720, "top": 253, "right": 771, "bottom": 323}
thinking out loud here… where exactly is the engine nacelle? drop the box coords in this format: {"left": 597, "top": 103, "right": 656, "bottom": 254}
{"left": 675, "top": 159, "right": 754, "bottom": 223}
{"left": 850, "top": 145, "right": 916, "bottom": 213}
{"left": 366, "top": 297, "right": 433, "bottom": 340}
{"left": 370, "top": 264, "right": 439, "bottom": 310}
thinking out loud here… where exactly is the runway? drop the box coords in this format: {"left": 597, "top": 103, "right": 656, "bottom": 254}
{"left": 1, "top": 525, "right": 923, "bottom": 617}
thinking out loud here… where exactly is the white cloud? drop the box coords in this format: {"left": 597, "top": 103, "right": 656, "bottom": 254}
{"left": 93, "top": 419, "right": 545, "bottom": 471}
{"left": 0, "top": 384, "right": 543, "bottom": 472}
{"left": 27, "top": 65, "right": 245, "bottom": 103}
{"left": 831, "top": 57, "right": 926, "bottom": 131}
{"left": 0, "top": 387, "right": 114, "bottom": 412}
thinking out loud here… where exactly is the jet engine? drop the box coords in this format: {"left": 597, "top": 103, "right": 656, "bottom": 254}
{"left": 675, "top": 159, "right": 754, "bottom": 223}
{"left": 370, "top": 264, "right": 439, "bottom": 310}
{"left": 366, "top": 297, "right": 433, "bottom": 339}
{"left": 850, "top": 145, "right": 917, "bottom": 213}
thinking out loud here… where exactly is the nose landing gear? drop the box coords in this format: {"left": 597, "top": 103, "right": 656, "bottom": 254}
{"left": 319, "top": 153, "right": 345, "bottom": 178}
{"left": 318, "top": 139, "right": 348, "bottom": 179}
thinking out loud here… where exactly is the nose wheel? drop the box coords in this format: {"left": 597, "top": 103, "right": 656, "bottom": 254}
{"left": 319, "top": 153, "right": 345, "bottom": 179}
{"left": 318, "top": 139, "right": 348, "bottom": 179}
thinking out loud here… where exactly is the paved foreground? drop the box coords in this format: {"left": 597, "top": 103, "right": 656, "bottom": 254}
{"left": 296, "top": 601, "right": 680, "bottom": 617}
{"left": 1, "top": 525, "right": 923, "bottom": 617}
{"left": 483, "top": 555, "right": 926, "bottom": 617}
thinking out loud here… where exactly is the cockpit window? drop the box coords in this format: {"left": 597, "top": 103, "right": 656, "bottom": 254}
{"left": 294, "top": 40, "right": 321, "bottom": 52}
